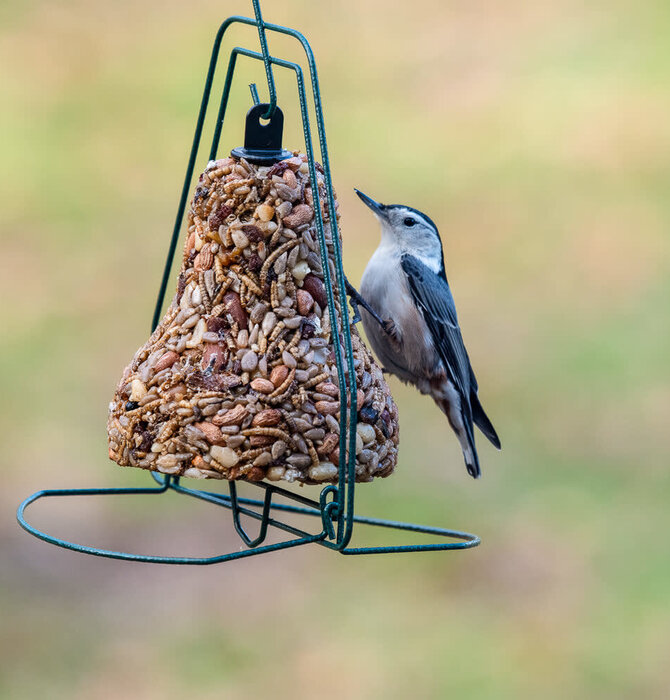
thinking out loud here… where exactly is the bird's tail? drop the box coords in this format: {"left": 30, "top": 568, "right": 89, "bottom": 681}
{"left": 461, "top": 417, "right": 481, "bottom": 479}
{"left": 434, "top": 395, "right": 481, "bottom": 479}
{"left": 471, "top": 392, "right": 501, "bottom": 449}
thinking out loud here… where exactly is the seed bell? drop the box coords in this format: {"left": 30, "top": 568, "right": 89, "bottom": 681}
{"left": 107, "top": 105, "right": 399, "bottom": 485}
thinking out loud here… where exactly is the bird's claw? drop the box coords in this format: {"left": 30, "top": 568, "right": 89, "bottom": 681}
{"left": 347, "top": 297, "right": 362, "bottom": 325}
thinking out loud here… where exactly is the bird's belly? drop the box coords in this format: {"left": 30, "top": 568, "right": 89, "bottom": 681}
{"left": 360, "top": 260, "right": 439, "bottom": 385}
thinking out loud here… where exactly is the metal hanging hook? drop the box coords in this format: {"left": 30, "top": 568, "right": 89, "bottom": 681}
{"left": 252, "top": 0, "right": 277, "bottom": 119}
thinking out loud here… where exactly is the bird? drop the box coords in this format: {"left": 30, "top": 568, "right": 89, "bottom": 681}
{"left": 351, "top": 189, "right": 500, "bottom": 478}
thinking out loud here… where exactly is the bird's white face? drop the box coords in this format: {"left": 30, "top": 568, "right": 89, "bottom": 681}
{"left": 355, "top": 190, "right": 444, "bottom": 274}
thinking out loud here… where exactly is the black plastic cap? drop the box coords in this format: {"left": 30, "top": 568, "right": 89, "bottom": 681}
{"left": 231, "top": 103, "right": 293, "bottom": 165}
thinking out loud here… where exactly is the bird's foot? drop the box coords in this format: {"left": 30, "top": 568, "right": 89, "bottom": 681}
{"left": 347, "top": 296, "right": 362, "bottom": 324}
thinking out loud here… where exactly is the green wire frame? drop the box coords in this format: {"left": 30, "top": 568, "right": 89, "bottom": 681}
{"left": 17, "top": 6, "right": 480, "bottom": 563}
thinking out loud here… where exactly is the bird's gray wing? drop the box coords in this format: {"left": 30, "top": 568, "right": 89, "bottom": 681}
{"left": 400, "top": 254, "right": 473, "bottom": 412}
{"left": 401, "top": 255, "right": 501, "bottom": 455}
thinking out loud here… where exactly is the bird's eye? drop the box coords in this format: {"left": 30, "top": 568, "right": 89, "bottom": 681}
{"left": 403, "top": 217, "right": 416, "bottom": 227}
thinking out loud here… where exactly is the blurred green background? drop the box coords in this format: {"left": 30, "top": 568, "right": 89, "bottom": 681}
{"left": 2, "top": 1, "right": 669, "bottom": 698}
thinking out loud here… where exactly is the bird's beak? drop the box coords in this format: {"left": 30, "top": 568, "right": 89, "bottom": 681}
{"left": 354, "top": 189, "right": 385, "bottom": 217}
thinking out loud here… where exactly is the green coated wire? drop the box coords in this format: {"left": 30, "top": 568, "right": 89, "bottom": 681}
{"left": 225, "top": 18, "right": 359, "bottom": 546}
{"left": 251, "top": 0, "right": 277, "bottom": 119}
{"left": 205, "top": 37, "right": 358, "bottom": 548}
{"left": 17, "top": 483, "right": 478, "bottom": 563}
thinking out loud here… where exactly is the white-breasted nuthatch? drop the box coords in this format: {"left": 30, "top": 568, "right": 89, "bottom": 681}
{"left": 349, "top": 189, "right": 501, "bottom": 478}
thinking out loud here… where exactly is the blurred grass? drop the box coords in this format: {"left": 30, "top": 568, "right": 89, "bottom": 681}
{"left": 1, "top": 0, "right": 670, "bottom": 698}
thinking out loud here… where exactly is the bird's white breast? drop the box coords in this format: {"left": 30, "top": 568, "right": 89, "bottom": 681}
{"left": 360, "top": 244, "right": 440, "bottom": 385}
